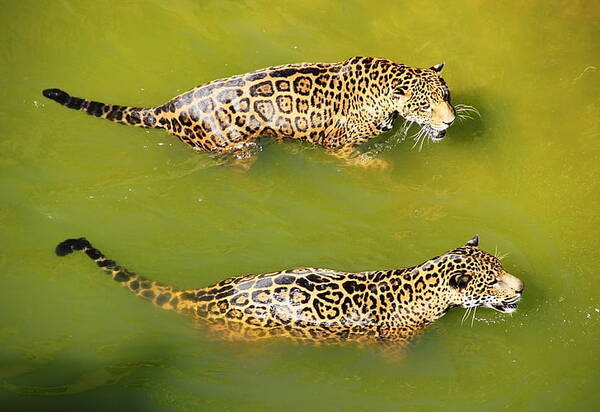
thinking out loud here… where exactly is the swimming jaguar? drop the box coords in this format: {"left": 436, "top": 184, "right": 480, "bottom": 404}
{"left": 42, "top": 56, "right": 458, "bottom": 168}
{"left": 55, "top": 235, "right": 523, "bottom": 346}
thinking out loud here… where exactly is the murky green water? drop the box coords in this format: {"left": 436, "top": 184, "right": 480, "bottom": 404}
{"left": 1, "top": 0, "right": 599, "bottom": 410}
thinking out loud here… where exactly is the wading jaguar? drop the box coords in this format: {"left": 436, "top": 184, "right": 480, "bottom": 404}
{"left": 55, "top": 235, "right": 523, "bottom": 347}
{"left": 42, "top": 56, "right": 468, "bottom": 169}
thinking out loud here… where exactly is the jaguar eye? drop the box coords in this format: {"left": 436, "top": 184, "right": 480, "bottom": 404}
{"left": 449, "top": 273, "right": 472, "bottom": 290}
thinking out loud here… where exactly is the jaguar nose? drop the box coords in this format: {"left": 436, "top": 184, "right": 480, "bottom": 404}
{"left": 515, "top": 279, "right": 524, "bottom": 294}
{"left": 501, "top": 272, "right": 523, "bottom": 292}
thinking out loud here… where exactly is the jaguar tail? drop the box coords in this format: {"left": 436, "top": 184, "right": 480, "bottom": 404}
{"left": 42, "top": 88, "right": 168, "bottom": 130}
{"left": 55, "top": 237, "right": 198, "bottom": 315}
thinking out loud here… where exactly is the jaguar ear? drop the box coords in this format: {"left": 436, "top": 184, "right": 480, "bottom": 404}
{"left": 465, "top": 234, "right": 479, "bottom": 247}
{"left": 430, "top": 62, "right": 445, "bottom": 73}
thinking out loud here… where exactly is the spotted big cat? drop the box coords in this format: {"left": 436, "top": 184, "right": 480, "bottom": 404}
{"left": 55, "top": 235, "right": 523, "bottom": 346}
{"left": 43, "top": 57, "right": 477, "bottom": 168}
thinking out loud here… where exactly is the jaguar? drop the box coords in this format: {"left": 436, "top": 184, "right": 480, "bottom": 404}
{"left": 55, "top": 235, "right": 523, "bottom": 346}
{"left": 42, "top": 56, "right": 465, "bottom": 168}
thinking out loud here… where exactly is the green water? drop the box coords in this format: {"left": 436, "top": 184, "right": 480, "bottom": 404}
{"left": 1, "top": 0, "right": 599, "bottom": 410}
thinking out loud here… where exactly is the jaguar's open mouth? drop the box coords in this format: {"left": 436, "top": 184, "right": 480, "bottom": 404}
{"left": 422, "top": 125, "right": 446, "bottom": 141}
{"left": 491, "top": 300, "right": 520, "bottom": 313}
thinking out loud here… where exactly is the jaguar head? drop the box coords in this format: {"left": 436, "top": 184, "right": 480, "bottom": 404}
{"left": 440, "top": 235, "right": 524, "bottom": 314}
{"left": 393, "top": 63, "right": 456, "bottom": 141}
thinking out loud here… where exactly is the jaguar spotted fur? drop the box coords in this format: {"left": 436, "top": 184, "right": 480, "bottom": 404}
{"left": 55, "top": 235, "right": 523, "bottom": 346}
{"left": 42, "top": 56, "right": 456, "bottom": 168}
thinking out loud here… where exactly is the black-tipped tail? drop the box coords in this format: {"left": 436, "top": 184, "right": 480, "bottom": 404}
{"left": 55, "top": 237, "right": 92, "bottom": 256}
{"left": 54, "top": 237, "right": 185, "bottom": 313}
{"left": 42, "top": 88, "right": 105, "bottom": 113}
{"left": 41, "top": 88, "right": 163, "bottom": 129}
{"left": 43, "top": 88, "right": 71, "bottom": 105}
{"left": 56, "top": 237, "right": 118, "bottom": 268}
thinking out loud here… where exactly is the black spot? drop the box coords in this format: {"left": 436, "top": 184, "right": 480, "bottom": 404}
{"left": 171, "top": 117, "right": 182, "bottom": 133}
{"left": 156, "top": 293, "right": 171, "bottom": 305}
{"left": 216, "top": 289, "right": 235, "bottom": 299}
{"left": 256, "top": 278, "right": 272, "bottom": 288}
{"left": 97, "top": 259, "right": 115, "bottom": 267}
{"left": 295, "top": 277, "right": 314, "bottom": 291}
{"left": 161, "top": 102, "right": 174, "bottom": 113}
{"left": 85, "top": 248, "right": 102, "bottom": 259}
{"left": 107, "top": 109, "right": 124, "bottom": 121}
{"left": 234, "top": 116, "right": 245, "bottom": 127}
{"left": 126, "top": 111, "right": 141, "bottom": 125}
{"left": 129, "top": 281, "right": 139, "bottom": 290}
{"left": 306, "top": 274, "right": 327, "bottom": 283}
{"left": 232, "top": 281, "right": 251, "bottom": 290}
{"left": 179, "top": 111, "right": 192, "bottom": 126}
{"left": 86, "top": 101, "right": 104, "bottom": 117}
{"left": 114, "top": 271, "right": 130, "bottom": 282}
{"left": 298, "top": 67, "right": 322, "bottom": 76}
{"left": 143, "top": 114, "right": 156, "bottom": 127}
{"left": 245, "top": 72, "right": 267, "bottom": 81}
{"left": 342, "top": 281, "right": 357, "bottom": 294}
{"left": 142, "top": 290, "right": 155, "bottom": 299}
{"left": 270, "top": 68, "right": 297, "bottom": 77}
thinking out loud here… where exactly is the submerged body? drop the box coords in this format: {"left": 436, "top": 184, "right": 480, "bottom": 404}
{"left": 43, "top": 57, "right": 457, "bottom": 168}
{"left": 56, "top": 236, "right": 523, "bottom": 346}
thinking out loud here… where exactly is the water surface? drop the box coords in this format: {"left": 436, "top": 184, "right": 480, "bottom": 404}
{"left": 1, "top": 0, "right": 599, "bottom": 410}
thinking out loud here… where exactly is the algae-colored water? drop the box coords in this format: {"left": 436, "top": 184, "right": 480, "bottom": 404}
{"left": 1, "top": 1, "right": 599, "bottom": 410}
